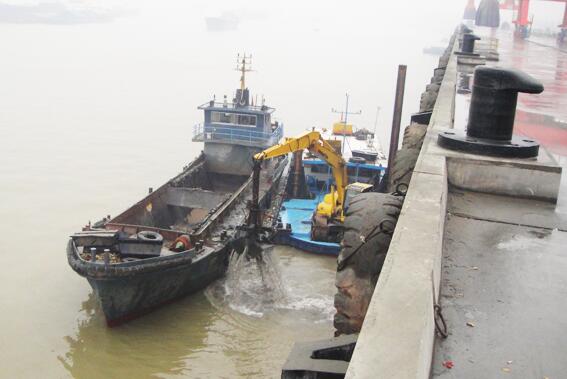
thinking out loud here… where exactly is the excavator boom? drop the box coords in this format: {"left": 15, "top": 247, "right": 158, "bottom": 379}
{"left": 254, "top": 131, "right": 347, "bottom": 218}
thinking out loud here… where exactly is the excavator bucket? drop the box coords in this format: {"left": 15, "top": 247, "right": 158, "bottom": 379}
{"left": 245, "top": 235, "right": 264, "bottom": 260}
{"left": 231, "top": 228, "right": 266, "bottom": 262}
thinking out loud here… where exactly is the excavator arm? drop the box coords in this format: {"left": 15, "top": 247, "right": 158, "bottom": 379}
{"left": 254, "top": 130, "right": 348, "bottom": 220}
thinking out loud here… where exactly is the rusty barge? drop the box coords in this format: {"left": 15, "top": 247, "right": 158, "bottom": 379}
{"left": 67, "top": 57, "right": 287, "bottom": 326}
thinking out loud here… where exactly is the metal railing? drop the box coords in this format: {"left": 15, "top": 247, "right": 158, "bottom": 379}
{"left": 192, "top": 124, "right": 283, "bottom": 147}
{"left": 197, "top": 101, "right": 275, "bottom": 113}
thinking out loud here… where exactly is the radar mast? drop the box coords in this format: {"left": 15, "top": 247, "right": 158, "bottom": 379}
{"left": 236, "top": 53, "right": 253, "bottom": 91}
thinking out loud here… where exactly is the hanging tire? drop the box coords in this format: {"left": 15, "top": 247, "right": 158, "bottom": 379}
{"left": 334, "top": 192, "right": 402, "bottom": 335}
{"left": 387, "top": 148, "right": 420, "bottom": 193}
{"left": 419, "top": 84, "right": 440, "bottom": 112}
{"left": 137, "top": 231, "right": 163, "bottom": 242}
{"left": 401, "top": 123, "right": 427, "bottom": 150}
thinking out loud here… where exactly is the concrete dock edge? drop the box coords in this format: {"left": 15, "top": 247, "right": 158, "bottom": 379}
{"left": 345, "top": 38, "right": 457, "bottom": 379}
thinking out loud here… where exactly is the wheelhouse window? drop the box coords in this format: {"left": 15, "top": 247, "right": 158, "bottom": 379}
{"left": 308, "top": 164, "right": 331, "bottom": 174}
{"left": 211, "top": 112, "right": 232, "bottom": 123}
{"left": 358, "top": 167, "right": 377, "bottom": 178}
{"left": 211, "top": 112, "right": 257, "bottom": 127}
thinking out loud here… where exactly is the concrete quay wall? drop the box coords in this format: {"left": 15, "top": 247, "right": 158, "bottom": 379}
{"left": 346, "top": 28, "right": 562, "bottom": 378}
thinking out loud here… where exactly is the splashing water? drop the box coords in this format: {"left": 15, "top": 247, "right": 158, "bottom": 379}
{"left": 207, "top": 246, "right": 289, "bottom": 317}
{"left": 206, "top": 245, "right": 336, "bottom": 321}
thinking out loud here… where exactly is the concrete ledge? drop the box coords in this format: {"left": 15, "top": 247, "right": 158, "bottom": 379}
{"left": 346, "top": 34, "right": 458, "bottom": 379}
{"left": 446, "top": 156, "right": 562, "bottom": 203}
{"left": 417, "top": 129, "right": 562, "bottom": 203}
{"left": 346, "top": 171, "right": 447, "bottom": 378}
{"left": 456, "top": 55, "right": 486, "bottom": 66}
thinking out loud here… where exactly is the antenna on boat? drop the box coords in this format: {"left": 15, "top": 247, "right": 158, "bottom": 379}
{"left": 373, "top": 106, "right": 386, "bottom": 157}
{"left": 236, "top": 53, "right": 253, "bottom": 91}
{"left": 373, "top": 106, "right": 381, "bottom": 137}
{"left": 332, "top": 93, "right": 361, "bottom": 154}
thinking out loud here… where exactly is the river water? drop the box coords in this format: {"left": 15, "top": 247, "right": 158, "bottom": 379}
{"left": 0, "top": 1, "right": 464, "bottom": 378}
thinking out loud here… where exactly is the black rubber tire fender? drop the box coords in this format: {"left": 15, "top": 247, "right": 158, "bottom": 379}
{"left": 334, "top": 192, "right": 402, "bottom": 335}
{"left": 337, "top": 192, "right": 402, "bottom": 279}
{"left": 387, "top": 148, "right": 420, "bottom": 193}
{"left": 420, "top": 90, "right": 438, "bottom": 112}
{"left": 401, "top": 123, "right": 427, "bottom": 151}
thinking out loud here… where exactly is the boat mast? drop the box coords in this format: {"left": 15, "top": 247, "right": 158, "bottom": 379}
{"left": 373, "top": 106, "right": 381, "bottom": 137}
{"left": 332, "top": 93, "right": 361, "bottom": 154}
{"left": 236, "top": 53, "right": 253, "bottom": 92}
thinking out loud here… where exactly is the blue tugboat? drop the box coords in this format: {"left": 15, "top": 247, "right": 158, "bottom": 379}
{"left": 193, "top": 54, "right": 283, "bottom": 176}
{"left": 67, "top": 55, "right": 287, "bottom": 326}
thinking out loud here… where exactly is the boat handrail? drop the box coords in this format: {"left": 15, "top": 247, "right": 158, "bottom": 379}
{"left": 197, "top": 101, "right": 275, "bottom": 113}
{"left": 193, "top": 123, "right": 283, "bottom": 146}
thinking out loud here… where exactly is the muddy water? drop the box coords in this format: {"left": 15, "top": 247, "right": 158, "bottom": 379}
{"left": 0, "top": 1, "right": 464, "bottom": 377}
{"left": 56, "top": 247, "right": 336, "bottom": 379}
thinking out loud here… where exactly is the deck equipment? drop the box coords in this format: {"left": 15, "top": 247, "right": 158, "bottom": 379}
{"left": 249, "top": 130, "right": 373, "bottom": 244}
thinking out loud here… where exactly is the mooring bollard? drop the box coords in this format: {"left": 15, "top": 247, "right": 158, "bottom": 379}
{"left": 459, "top": 33, "right": 481, "bottom": 55}
{"left": 438, "top": 66, "right": 544, "bottom": 158}
{"left": 458, "top": 26, "right": 472, "bottom": 50}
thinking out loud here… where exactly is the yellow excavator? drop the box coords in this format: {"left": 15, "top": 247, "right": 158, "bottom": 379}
{"left": 249, "top": 130, "right": 373, "bottom": 243}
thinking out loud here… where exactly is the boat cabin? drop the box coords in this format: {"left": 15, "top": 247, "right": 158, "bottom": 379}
{"left": 192, "top": 55, "right": 284, "bottom": 176}
{"left": 302, "top": 126, "right": 386, "bottom": 194}
{"left": 193, "top": 89, "right": 282, "bottom": 148}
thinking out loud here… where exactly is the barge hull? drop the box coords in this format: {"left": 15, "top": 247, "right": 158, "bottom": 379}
{"left": 68, "top": 155, "right": 288, "bottom": 326}
{"left": 86, "top": 246, "right": 231, "bottom": 326}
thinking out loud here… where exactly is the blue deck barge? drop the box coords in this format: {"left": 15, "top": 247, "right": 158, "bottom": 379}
{"left": 276, "top": 197, "right": 341, "bottom": 256}
{"left": 273, "top": 127, "right": 386, "bottom": 256}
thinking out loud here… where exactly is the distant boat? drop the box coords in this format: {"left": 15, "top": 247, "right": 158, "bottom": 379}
{"left": 423, "top": 46, "right": 446, "bottom": 56}
{"left": 205, "top": 12, "right": 239, "bottom": 32}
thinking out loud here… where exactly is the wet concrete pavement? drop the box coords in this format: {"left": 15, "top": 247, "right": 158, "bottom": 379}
{"left": 433, "top": 28, "right": 567, "bottom": 378}
{"left": 433, "top": 189, "right": 567, "bottom": 378}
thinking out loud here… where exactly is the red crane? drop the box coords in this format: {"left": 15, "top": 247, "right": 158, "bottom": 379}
{"left": 512, "top": 0, "right": 567, "bottom": 28}
{"left": 470, "top": 0, "right": 567, "bottom": 39}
